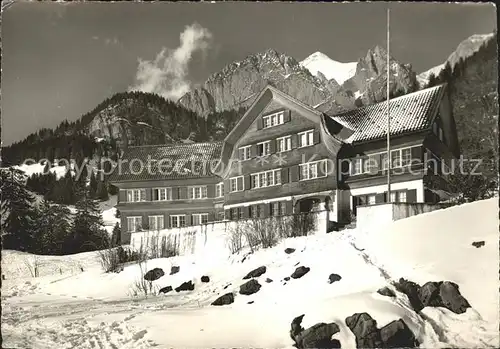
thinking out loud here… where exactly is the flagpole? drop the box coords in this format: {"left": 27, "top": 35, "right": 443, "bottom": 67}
{"left": 386, "top": 8, "right": 392, "bottom": 203}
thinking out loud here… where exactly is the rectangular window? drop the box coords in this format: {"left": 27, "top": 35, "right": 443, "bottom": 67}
{"left": 127, "top": 216, "right": 142, "bottom": 232}
{"left": 399, "top": 191, "right": 407, "bottom": 203}
{"left": 215, "top": 182, "right": 224, "bottom": 198}
{"left": 170, "top": 215, "right": 186, "bottom": 228}
{"left": 256, "top": 141, "right": 271, "bottom": 156}
{"left": 250, "top": 169, "right": 281, "bottom": 189}
{"left": 190, "top": 186, "right": 208, "bottom": 199}
{"left": 270, "top": 202, "right": 279, "bottom": 216}
{"left": 401, "top": 148, "right": 412, "bottom": 167}
{"left": 276, "top": 136, "right": 292, "bottom": 152}
{"left": 280, "top": 202, "right": 287, "bottom": 215}
{"left": 263, "top": 111, "right": 285, "bottom": 129}
{"left": 390, "top": 192, "right": 397, "bottom": 203}
{"left": 367, "top": 195, "right": 376, "bottom": 205}
{"left": 192, "top": 213, "right": 209, "bottom": 225}
{"left": 381, "top": 153, "right": 389, "bottom": 170}
{"left": 298, "top": 130, "right": 314, "bottom": 147}
{"left": 148, "top": 215, "right": 164, "bottom": 231}
{"left": 152, "top": 188, "right": 172, "bottom": 201}
{"left": 238, "top": 145, "right": 252, "bottom": 161}
{"left": 300, "top": 159, "right": 327, "bottom": 181}
{"left": 351, "top": 158, "right": 363, "bottom": 175}
{"left": 230, "top": 176, "right": 244, "bottom": 192}
{"left": 127, "top": 189, "right": 146, "bottom": 203}
{"left": 250, "top": 205, "right": 258, "bottom": 218}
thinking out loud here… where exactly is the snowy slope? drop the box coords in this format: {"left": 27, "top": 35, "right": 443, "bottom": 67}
{"left": 2, "top": 198, "right": 498, "bottom": 348}
{"left": 300, "top": 51, "right": 357, "bottom": 85}
{"left": 417, "top": 33, "right": 494, "bottom": 86}
{"left": 13, "top": 162, "right": 71, "bottom": 180}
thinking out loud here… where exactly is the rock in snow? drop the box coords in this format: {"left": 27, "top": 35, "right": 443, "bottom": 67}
{"left": 345, "top": 312, "right": 383, "bottom": 348}
{"left": 159, "top": 286, "right": 172, "bottom": 294}
{"left": 239, "top": 279, "right": 261, "bottom": 295}
{"left": 377, "top": 286, "right": 396, "bottom": 298}
{"left": 201, "top": 276, "right": 210, "bottom": 283}
{"left": 143, "top": 268, "right": 164, "bottom": 282}
{"left": 170, "top": 266, "right": 180, "bottom": 275}
{"left": 211, "top": 293, "right": 234, "bottom": 306}
{"left": 284, "top": 248, "right": 296, "bottom": 254}
{"left": 175, "top": 281, "right": 195, "bottom": 292}
{"left": 328, "top": 273, "right": 342, "bottom": 284}
{"left": 242, "top": 266, "right": 267, "bottom": 279}
{"left": 291, "top": 266, "right": 310, "bottom": 279}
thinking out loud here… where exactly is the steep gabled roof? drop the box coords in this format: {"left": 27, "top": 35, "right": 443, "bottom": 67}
{"left": 109, "top": 142, "right": 223, "bottom": 182}
{"left": 328, "top": 84, "right": 446, "bottom": 143}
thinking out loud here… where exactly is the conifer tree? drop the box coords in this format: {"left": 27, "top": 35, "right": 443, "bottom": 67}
{"left": 1, "top": 168, "right": 38, "bottom": 251}
{"left": 111, "top": 222, "right": 121, "bottom": 247}
{"left": 89, "top": 170, "right": 98, "bottom": 198}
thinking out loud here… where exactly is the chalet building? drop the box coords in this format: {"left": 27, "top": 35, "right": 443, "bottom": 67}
{"left": 110, "top": 84, "right": 458, "bottom": 243}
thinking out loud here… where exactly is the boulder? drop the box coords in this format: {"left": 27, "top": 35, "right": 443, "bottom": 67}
{"left": 223, "top": 283, "right": 231, "bottom": 290}
{"left": 170, "top": 266, "right": 180, "bottom": 275}
{"left": 291, "top": 266, "right": 310, "bottom": 279}
{"left": 143, "top": 268, "right": 165, "bottom": 282}
{"left": 285, "top": 248, "right": 296, "bottom": 254}
{"left": 298, "top": 323, "right": 341, "bottom": 348}
{"left": 284, "top": 277, "right": 290, "bottom": 281}
{"left": 211, "top": 293, "right": 234, "bottom": 306}
{"left": 380, "top": 319, "right": 418, "bottom": 348}
{"left": 239, "top": 279, "right": 261, "bottom": 295}
{"left": 290, "top": 314, "right": 305, "bottom": 342}
{"left": 472, "top": 240, "right": 485, "bottom": 248}
{"left": 377, "top": 286, "right": 396, "bottom": 298}
{"left": 159, "top": 286, "right": 173, "bottom": 294}
{"left": 201, "top": 275, "right": 210, "bottom": 283}
{"left": 394, "top": 278, "right": 424, "bottom": 312}
{"left": 328, "top": 273, "right": 342, "bottom": 284}
{"left": 265, "top": 278, "right": 273, "bottom": 283}
{"left": 439, "top": 281, "right": 470, "bottom": 314}
{"left": 345, "top": 312, "right": 383, "bottom": 349}
{"left": 247, "top": 301, "right": 254, "bottom": 304}
{"left": 175, "top": 281, "right": 195, "bottom": 292}
{"left": 243, "top": 266, "right": 267, "bottom": 279}
{"left": 418, "top": 282, "right": 442, "bottom": 307}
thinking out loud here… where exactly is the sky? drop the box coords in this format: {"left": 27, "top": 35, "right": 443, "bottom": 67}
{"left": 1, "top": 1, "right": 497, "bottom": 146}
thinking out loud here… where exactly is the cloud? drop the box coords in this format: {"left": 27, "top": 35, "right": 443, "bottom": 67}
{"left": 129, "top": 23, "right": 213, "bottom": 100}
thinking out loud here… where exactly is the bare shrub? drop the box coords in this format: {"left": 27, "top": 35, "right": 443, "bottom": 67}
{"left": 227, "top": 225, "right": 245, "bottom": 254}
{"left": 99, "top": 245, "right": 144, "bottom": 273}
{"left": 23, "top": 256, "right": 41, "bottom": 277}
{"left": 129, "top": 259, "right": 160, "bottom": 298}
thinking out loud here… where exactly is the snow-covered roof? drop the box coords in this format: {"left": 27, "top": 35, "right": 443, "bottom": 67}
{"left": 328, "top": 84, "right": 446, "bottom": 143}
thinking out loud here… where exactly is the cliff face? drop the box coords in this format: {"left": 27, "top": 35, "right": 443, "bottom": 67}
{"left": 178, "top": 47, "right": 418, "bottom": 117}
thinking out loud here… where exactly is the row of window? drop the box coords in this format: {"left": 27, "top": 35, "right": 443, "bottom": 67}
{"left": 262, "top": 110, "right": 286, "bottom": 128}
{"left": 126, "top": 186, "right": 209, "bottom": 203}
{"left": 229, "top": 159, "right": 328, "bottom": 193}
{"left": 356, "top": 190, "right": 408, "bottom": 206}
{"left": 238, "top": 129, "right": 315, "bottom": 160}
{"left": 228, "top": 201, "right": 288, "bottom": 220}
{"left": 126, "top": 213, "right": 210, "bottom": 232}
{"left": 350, "top": 147, "right": 417, "bottom": 176}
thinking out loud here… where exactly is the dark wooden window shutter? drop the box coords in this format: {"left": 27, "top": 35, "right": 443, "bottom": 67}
{"left": 172, "top": 187, "right": 179, "bottom": 200}
{"left": 319, "top": 160, "right": 328, "bottom": 177}
{"left": 291, "top": 134, "right": 298, "bottom": 149}
{"left": 269, "top": 139, "right": 276, "bottom": 154}
{"left": 281, "top": 167, "right": 290, "bottom": 183}
{"left": 250, "top": 144, "right": 257, "bottom": 158}
{"left": 119, "top": 190, "right": 127, "bottom": 203}
{"left": 284, "top": 110, "right": 291, "bottom": 123}
{"left": 375, "top": 193, "right": 385, "bottom": 204}
{"left": 406, "top": 189, "right": 417, "bottom": 203}
{"left": 257, "top": 118, "right": 263, "bottom": 130}
{"left": 411, "top": 146, "right": 423, "bottom": 163}
{"left": 313, "top": 130, "right": 320, "bottom": 144}
{"left": 286, "top": 201, "right": 293, "bottom": 215}
{"left": 207, "top": 184, "right": 215, "bottom": 198}
{"left": 179, "top": 187, "right": 188, "bottom": 200}
{"left": 186, "top": 214, "right": 192, "bottom": 226}
{"left": 244, "top": 175, "right": 251, "bottom": 190}
{"left": 290, "top": 165, "right": 299, "bottom": 182}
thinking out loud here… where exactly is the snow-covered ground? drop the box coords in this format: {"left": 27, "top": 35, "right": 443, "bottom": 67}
{"left": 13, "top": 162, "right": 71, "bottom": 180}
{"left": 2, "top": 198, "right": 498, "bottom": 348}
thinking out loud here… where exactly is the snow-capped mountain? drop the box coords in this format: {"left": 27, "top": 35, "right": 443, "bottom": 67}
{"left": 417, "top": 33, "right": 495, "bottom": 86}
{"left": 300, "top": 51, "right": 357, "bottom": 85}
